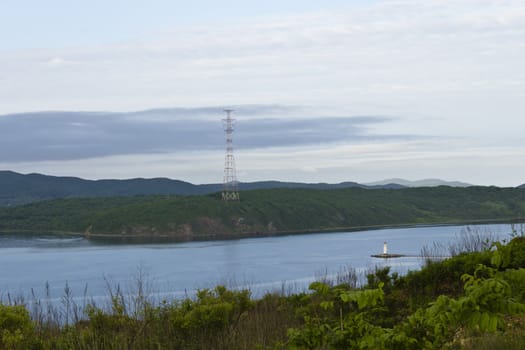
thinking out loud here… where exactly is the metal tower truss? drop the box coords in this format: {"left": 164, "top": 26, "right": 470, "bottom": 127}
{"left": 222, "top": 109, "right": 240, "bottom": 201}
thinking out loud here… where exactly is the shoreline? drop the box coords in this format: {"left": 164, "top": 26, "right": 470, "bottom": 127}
{"left": 1, "top": 217, "right": 524, "bottom": 244}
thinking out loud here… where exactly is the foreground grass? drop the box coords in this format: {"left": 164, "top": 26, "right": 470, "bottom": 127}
{"left": 2, "top": 233, "right": 525, "bottom": 349}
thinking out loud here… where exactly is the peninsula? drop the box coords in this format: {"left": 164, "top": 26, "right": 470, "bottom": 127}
{"left": 0, "top": 186, "right": 524, "bottom": 241}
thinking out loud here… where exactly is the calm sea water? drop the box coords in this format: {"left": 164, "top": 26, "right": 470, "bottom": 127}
{"left": 0, "top": 224, "right": 519, "bottom": 302}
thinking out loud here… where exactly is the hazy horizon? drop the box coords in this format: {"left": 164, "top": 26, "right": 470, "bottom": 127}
{"left": 1, "top": 168, "right": 479, "bottom": 188}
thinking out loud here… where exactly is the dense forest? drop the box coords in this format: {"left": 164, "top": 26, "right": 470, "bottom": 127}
{"left": 2, "top": 231, "right": 525, "bottom": 349}
{"left": 0, "top": 186, "right": 524, "bottom": 240}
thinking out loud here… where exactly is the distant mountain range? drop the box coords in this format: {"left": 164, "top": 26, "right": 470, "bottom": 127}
{"left": 365, "top": 178, "right": 473, "bottom": 188}
{"left": 0, "top": 170, "right": 397, "bottom": 207}
{"left": 0, "top": 170, "right": 485, "bottom": 207}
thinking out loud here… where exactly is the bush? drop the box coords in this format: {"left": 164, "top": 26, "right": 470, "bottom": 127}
{"left": 0, "top": 303, "right": 40, "bottom": 349}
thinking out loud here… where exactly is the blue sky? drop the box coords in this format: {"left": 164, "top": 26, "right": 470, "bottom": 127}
{"left": 0, "top": 0, "right": 524, "bottom": 186}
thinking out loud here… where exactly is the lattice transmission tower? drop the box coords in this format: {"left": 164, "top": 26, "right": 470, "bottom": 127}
{"left": 222, "top": 109, "right": 240, "bottom": 201}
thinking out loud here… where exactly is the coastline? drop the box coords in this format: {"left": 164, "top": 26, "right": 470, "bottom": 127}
{"left": 1, "top": 217, "right": 523, "bottom": 244}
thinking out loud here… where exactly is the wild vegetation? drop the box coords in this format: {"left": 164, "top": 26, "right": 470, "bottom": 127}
{"left": 2, "top": 231, "right": 525, "bottom": 349}
{"left": 0, "top": 186, "right": 524, "bottom": 240}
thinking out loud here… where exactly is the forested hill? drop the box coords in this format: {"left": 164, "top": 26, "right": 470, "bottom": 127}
{"left": 1, "top": 186, "right": 524, "bottom": 240}
{"left": 0, "top": 170, "right": 403, "bottom": 207}
{"left": 0, "top": 170, "right": 214, "bottom": 206}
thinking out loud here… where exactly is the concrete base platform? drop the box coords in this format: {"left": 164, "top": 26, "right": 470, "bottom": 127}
{"left": 370, "top": 253, "right": 406, "bottom": 258}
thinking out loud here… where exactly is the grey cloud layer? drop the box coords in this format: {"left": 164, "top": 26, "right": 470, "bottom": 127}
{"left": 2, "top": 0, "right": 524, "bottom": 120}
{"left": 0, "top": 106, "right": 407, "bottom": 162}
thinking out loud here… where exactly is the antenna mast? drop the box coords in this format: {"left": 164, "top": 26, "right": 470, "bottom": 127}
{"left": 222, "top": 109, "right": 240, "bottom": 201}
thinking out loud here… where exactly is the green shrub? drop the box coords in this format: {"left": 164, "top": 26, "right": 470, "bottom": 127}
{"left": 0, "top": 303, "right": 40, "bottom": 349}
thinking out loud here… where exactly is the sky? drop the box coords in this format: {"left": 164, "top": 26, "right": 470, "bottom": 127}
{"left": 0, "top": 0, "right": 524, "bottom": 186}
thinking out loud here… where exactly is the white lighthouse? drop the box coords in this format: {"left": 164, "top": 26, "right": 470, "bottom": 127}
{"left": 383, "top": 242, "right": 388, "bottom": 255}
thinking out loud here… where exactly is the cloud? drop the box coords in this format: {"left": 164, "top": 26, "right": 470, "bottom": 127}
{"left": 0, "top": 106, "right": 408, "bottom": 162}
{"left": 1, "top": 0, "right": 524, "bottom": 121}
{"left": 46, "top": 57, "right": 73, "bottom": 67}
{"left": 0, "top": 0, "right": 524, "bottom": 186}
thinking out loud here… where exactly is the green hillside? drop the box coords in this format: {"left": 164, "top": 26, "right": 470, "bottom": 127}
{"left": 0, "top": 170, "right": 398, "bottom": 207}
{"left": 1, "top": 186, "right": 524, "bottom": 239}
